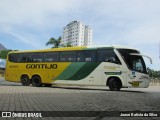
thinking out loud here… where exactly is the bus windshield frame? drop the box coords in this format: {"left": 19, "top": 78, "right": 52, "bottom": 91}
{"left": 117, "top": 49, "right": 148, "bottom": 74}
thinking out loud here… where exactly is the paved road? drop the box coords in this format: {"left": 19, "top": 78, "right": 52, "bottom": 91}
{"left": 0, "top": 77, "right": 160, "bottom": 120}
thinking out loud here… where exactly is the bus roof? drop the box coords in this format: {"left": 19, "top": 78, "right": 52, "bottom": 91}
{"left": 88, "top": 45, "right": 136, "bottom": 50}
{"left": 9, "top": 45, "right": 137, "bottom": 53}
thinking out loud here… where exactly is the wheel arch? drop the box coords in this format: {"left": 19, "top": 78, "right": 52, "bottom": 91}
{"left": 106, "top": 76, "right": 122, "bottom": 87}
{"left": 20, "top": 74, "right": 31, "bottom": 80}
{"left": 31, "top": 74, "right": 42, "bottom": 80}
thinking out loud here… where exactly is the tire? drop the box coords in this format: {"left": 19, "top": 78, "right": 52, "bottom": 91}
{"left": 31, "top": 76, "right": 42, "bottom": 87}
{"left": 108, "top": 78, "right": 122, "bottom": 91}
{"left": 21, "top": 75, "right": 30, "bottom": 86}
{"left": 43, "top": 84, "right": 52, "bottom": 87}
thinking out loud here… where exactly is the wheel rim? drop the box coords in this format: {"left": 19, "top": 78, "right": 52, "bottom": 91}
{"left": 23, "top": 78, "right": 28, "bottom": 84}
{"left": 113, "top": 81, "right": 119, "bottom": 88}
{"left": 21, "top": 76, "right": 30, "bottom": 86}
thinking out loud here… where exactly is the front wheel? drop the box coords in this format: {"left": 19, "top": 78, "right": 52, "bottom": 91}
{"left": 108, "top": 78, "right": 122, "bottom": 91}
{"left": 31, "top": 76, "right": 42, "bottom": 87}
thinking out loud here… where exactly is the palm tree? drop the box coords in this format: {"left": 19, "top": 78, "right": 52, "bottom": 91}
{"left": 46, "top": 36, "right": 61, "bottom": 48}
{"left": 61, "top": 42, "right": 72, "bottom": 47}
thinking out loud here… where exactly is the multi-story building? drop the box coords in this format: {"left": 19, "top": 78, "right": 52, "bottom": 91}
{"left": 62, "top": 21, "right": 92, "bottom": 46}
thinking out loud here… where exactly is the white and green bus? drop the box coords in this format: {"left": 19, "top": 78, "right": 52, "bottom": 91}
{"left": 5, "top": 45, "right": 152, "bottom": 91}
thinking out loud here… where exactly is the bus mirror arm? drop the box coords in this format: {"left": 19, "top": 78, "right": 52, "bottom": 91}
{"left": 147, "top": 56, "right": 152, "bottom": 64}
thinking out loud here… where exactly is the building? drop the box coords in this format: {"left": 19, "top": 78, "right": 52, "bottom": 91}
{"left": 62, "top": 21, "right": 92, "bottom": 46}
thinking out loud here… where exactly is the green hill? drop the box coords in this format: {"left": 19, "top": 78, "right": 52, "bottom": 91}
{"left": 0, "top": 43, "right": 6, "bottom": 50}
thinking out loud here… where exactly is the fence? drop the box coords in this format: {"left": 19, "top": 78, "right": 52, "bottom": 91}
{"left": 150, "top": 79, "right": 160, "bottom": 85}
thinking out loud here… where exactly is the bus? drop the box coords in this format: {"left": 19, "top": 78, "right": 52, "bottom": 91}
{"left": 5, "top": 45, "right": 152, "bottom": 91}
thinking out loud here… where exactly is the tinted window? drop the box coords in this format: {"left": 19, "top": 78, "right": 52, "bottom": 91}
{"left": 97, "top": 49, "right": 121, "bottom": 64}
{"left": 17, "top": 53, "right": 30, "bottom": 62}
{"left": 44, "top": 52, "right": 59, "bottom": 62}
{"left": 83, "top": 50, "right": 96, "bottom": 62}
{"left": 9, "top": 49, "right": 122, "bottom": 63}
{"left": 60, "top": 51, "right": 76, "bottom": 62}
{"left": 9, "top": 53, "right": 30, "bottom": 62}
{"left": 30, "top": 53, "right": 43, "bottom": 62}
{"left": 77, "top": 50, "right": 96, "bottom": 62}
{"left": 77, "top": 51, "right": 83, "bottom": 62}
{"left": 8, "top": 54, "right": 18, "bottom": 62}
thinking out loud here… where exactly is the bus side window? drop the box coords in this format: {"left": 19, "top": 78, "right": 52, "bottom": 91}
{"left": 30, "top": 53, "right": 43, "bottom": 62}
{"left": 44, "top": 52, "right": 59, "bottom": 62}
{"left": 83, "top": 50, "right": 96, "bottom": 62}
{"left": 60, "top": 51, "right": 76, "bottom": 62}
{"left": 9, "top": 54, "right": 18, "bottom": 62}
{"left": 15, "top": 53, "right": 30, "bottom": 62}
{"left": 77, "top": 51, "right": 83, "bottom": 62}
{"left": 77, "top": 50, "right": 96, "bottom": 62}
{"left": 97, "top": 49, "right": 121, "bottom": 64}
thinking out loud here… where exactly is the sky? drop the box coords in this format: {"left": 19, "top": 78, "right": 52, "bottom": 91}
{"left": 0, "top": 0, "right": 160, "bottom": 70}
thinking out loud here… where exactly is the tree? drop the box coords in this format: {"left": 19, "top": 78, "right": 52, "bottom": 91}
{"left": 147, "top": 67, "right": 160, "bottom": 79}
{"left": 46, "top": 37, "right": 61, "bottom": 48}
{"left": 0, "top": 50, "right": 12, "bottom": 59}
{"left": 61, "top": 42, "right": 72, "bottom": 47}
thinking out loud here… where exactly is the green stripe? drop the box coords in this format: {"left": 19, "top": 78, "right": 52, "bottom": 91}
{"left": 54, "top": 62, "right": 101, "bottom": 80}
{"left": 53, "top": 62, "right": 86, "bottom": 80}
{"left": 69, "top": 62, "right": 101, "bottom": 80}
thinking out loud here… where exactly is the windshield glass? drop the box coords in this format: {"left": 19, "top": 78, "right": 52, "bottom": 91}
{"left": 132, "top": 56, "right": 146, "bottom": 73}
{"left": 117, "top": 49, "right": 147, "bottom": 74}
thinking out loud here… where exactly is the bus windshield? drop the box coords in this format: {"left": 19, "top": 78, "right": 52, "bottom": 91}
{"left": 117, "top": 49, "right": 147, "bottom": 74}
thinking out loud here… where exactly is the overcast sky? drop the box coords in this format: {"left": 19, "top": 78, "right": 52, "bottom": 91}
{"left": 0, "top": 0, "right": 160, "bottom": 70}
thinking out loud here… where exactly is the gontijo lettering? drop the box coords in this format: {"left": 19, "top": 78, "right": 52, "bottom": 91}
{"left": 26, "top": 64, "right": 57, "bottom": 69}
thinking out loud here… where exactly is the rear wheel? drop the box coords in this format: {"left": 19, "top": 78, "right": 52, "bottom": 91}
{"left": 108, "top": 78, "right": 122, "bottom": 91}
{"left": 21, "top": 75, "right": 30, "bottom": 86}
{"left": 31, "top": 76, "right": 42, "bottom": 87}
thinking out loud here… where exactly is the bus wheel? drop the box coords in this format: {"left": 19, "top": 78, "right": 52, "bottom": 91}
{"left": 31, "top": 76, "right": 42, "bottom": 87}
{"left": 108, "top": 77, "right": 122, "bottom": 91}
{"left": 21, "top": 75, "right": 30, "bottom": 86}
